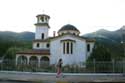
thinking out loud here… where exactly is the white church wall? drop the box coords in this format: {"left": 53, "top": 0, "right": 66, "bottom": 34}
{"left": 35, "top": 25, "right": 49, "bottom": 39}
{"left": 50, "top": 39, "right": 61, "bottom": 65}
{"left": 50, "top": 35, "right": 87, "bottom": 66}
{"left": 33, "top": 42, "right": 49, "bottom": 49}
{"left": 75, "top": 39, "right": 86, "bottom": 63}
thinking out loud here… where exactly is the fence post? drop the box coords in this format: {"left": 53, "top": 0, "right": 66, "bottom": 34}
{"left": 112, "top": 59, "right": 115, "bottom": 73}
{"left": 0, "top": 63, "right": 1, "bottom": 71}
{"left": 123, "top": 59, "right": 125, "bottom": 73}
{"left": 93, "top": 59, "right": 96, "bottom": 73}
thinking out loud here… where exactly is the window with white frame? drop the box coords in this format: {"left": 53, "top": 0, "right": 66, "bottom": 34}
{"left": 63, "top": 41, "right": 74, "bottom": 54}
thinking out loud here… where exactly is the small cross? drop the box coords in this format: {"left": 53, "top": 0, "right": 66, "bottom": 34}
{"left": 42, "top": 10, "right": 45, "bottom": 14}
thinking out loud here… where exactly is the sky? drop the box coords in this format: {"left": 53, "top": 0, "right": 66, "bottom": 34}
{"left": 0, "top": 0, "right": 125, "bottom": 36}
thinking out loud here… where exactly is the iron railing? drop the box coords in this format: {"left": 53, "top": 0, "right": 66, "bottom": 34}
{"left": 0, "top": 60, "right": 125, "bottom": 73}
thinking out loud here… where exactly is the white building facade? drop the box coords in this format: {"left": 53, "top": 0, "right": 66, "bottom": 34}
{"left": 16, "top": 14, "right": 95, "bottom": 66}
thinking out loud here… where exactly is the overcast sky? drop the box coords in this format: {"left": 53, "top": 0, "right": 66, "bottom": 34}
{"left": 0, "top": 0, "right": 125, "bottom": 35}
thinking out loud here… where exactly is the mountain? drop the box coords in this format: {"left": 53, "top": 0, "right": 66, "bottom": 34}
{"left": 0, "top": 31, "right": 35, "bottom": 57}
{"left": 84, "top": 26, "right": 125, "bottom": 43}
{"left": 83, "top": 26, "right": 125, "bottom": 59}
{"left": 0, "top": 31, "right": 35, "bottom": 41}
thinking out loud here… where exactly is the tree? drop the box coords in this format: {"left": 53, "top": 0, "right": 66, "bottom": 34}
{"left": 4, "top": 47, "right": 22, "bottom": 60}
{"left": 86, "top": 43, "right": 112, "bottom": 72}
{"left": 87, "top": 43, "right": 111, "bottom": 61}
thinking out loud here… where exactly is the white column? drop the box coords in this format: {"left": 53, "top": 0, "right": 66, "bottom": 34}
{"left": 37, "top": 56, "right": 41, "bottom": 67}
{"left": 69, "top": 42, "right": 71, "bottom": 54}
{"left": 65, "top": 41, "right": 67, "bottom": 54}
{"left": 44, "top": 16, "right": 46, "bottom": 22}
{"left": 27, "top": 56, "right": 30, "bottom": 65}
{"left": 15, "top": 55, "right": 19, "bottom": 65}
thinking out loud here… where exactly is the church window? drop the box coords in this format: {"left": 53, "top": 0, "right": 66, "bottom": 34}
{"left": 46, "top": 43, "right": 50, "bottom": 48}
{"left": 36, "top": 43, "right": 40, "bottom": 48}
{"left": 71, "top": 42, "right": 73, "bottom": 54}
{"left": 73, "top": 33, "right": 76, "bottom": 35}
{"left": 41, "top": 33, "right": 44, "bottom": 39}
{"left": 41, "top": 17, "right": 44, "bottom": 22}
{"left": 87, "top": 44, "right": 90, "bottom": 52}
{"left": 67, "top": 42, "right": 69, "bottom": 54}
{"left": 63, "top": 42, "right": 65, "bottom": 54}
{"left": 45, "top": 17, "right": 47, "bottom": 21}
{"left": 63, "top": 41, "right": 74, "bottom": 54}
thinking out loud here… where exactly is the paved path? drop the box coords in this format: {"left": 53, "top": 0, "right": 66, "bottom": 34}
{"left": 0, "top": 71, "right": 125, "bottom": 82}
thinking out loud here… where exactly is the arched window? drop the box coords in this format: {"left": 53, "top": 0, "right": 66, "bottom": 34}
{"left": 36, "top": 43, "right": 40, "bottom": 48}
{"left": 63, "top": 42, "right": 65, "bottom": 54}
{"left": 45, "top": 17, "right": 48, "bottom": 22}
{"left": 87, "top": 44, "right": 90, "bottom": 52}
{"left": 71, "top": 42, "right": 73, "bottom": 54}
{"left": 41, "top": 33, "right": 44, "bottom": 39}
{"left": 40, "top": 17, "right": 44, "bottom": 22}
{"left": 73, "top": 33, "right": 76, "bottom": 35}
{"left": 63, "top": 41, "right": 74, "bottom": 54}
{"left": 67, "top": 42, "right": 69, "bottom": 54}
{"left": 46, "top": 43, "right": 50, "bottom": 48}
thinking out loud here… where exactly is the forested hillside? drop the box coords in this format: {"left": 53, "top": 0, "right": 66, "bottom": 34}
{"left": 84, "top": 26, "right": 125, "bottom": 60}
{"left": 0, "top": 31, "right": 34, "bottom": 59}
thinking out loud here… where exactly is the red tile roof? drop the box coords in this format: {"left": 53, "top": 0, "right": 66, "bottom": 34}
{"left": 17, "top": 49, "right": 50, "bottom": 55}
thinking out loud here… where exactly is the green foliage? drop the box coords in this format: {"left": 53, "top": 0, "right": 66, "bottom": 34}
{"left": 5, "top": 47, "right": 23, "bottom": 60}
{"left": 84, "top": 27, "right": 125, "bottom": 60}
{"left": 0, "top": 41, "right": 12, "bottom": 57}
{"left": 87, "top": 43, "right": 112, "bottom": 61}
{"left": 0, "top": 31, "right": 34, "bottom": 58}
{"left": 86, "top": 43, "right": 113, "bottom": 72}
{"left": 5, "top": 41, "right": 32, "bottom": 60}
{"left": 0, "top": 40, "right": 32, "bottom": 60}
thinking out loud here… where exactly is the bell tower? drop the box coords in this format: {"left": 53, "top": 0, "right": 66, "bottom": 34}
{"left": 35, "top": 14, "right": 50, "bottom": 39}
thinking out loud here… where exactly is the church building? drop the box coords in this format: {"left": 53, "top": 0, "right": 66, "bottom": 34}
{"left": 16, "top": 14, "right": 95, "bottom": 66}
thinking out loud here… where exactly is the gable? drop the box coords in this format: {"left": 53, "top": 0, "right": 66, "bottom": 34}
{"left": 50, "top": 34, "right": 86, "bottom": 42}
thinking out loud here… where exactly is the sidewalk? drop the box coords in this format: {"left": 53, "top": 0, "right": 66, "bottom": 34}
{"left": 0, "top": 71, "right": 125, "bottom": 82}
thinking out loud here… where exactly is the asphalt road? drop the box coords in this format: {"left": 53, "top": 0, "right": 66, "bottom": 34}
{"left": 0, "top": 71, "right": 125, "bottom": 82}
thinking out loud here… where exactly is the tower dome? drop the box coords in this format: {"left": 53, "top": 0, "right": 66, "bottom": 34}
{"left": 58, "top": 24, "right": 80, "bottom": 36}
{"left": 35, "top": 14, "right": 50, "bottom": 27}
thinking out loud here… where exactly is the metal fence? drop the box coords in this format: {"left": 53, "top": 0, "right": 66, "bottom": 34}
{"left": 0, "top": 60, "right": 125, "bottom": 73}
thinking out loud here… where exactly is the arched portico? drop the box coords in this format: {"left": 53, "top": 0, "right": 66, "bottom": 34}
{"left": 17, "top": 56, "right": 27, "bottom": 65}
{"left": 16, "top": 54, "right": 50, "bottom": 67}
{"left": 40, "top": 56, "right": 49, "bottom": 66}
{"left": 29, "top": 56, "right": 38, "bottom": 66}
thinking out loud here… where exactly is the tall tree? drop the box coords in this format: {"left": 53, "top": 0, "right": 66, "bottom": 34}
{"left": 87, "top": 43, "right": 111, "bottom": 61}
{"left": 5, "top": 47, "right": 22, "bottom": 60}
{"left": 86, "top": 43, "right": 112, "bottom": 72}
